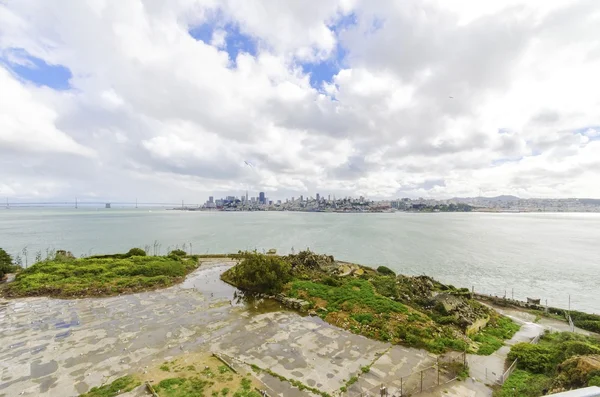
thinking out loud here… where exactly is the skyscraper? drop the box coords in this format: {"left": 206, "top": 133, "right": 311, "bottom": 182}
{"left": 259, "top": 191, "right": 265, "bottom": 204}
{"left": 316, "top": 193, "right": 320, "bottom": 202}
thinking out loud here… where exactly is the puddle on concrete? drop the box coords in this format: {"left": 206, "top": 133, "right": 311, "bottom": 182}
{"left": 0, "top": 262, "right": 292, "bottom": 396}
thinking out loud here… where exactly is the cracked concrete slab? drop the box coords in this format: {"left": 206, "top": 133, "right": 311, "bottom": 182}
{"left": 0, "top": 261, "right": 441, "bottom": 397}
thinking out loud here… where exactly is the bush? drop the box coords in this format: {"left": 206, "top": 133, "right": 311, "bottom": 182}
{"left": 0, "top": 248, "right": 15, "bottom": 279}
{"left": 169, "top": 249, "right": 187, "bottom": 257}
{"left": 371, "top": 276, "right": 397, "bottom": 298}
{"left": 574, "top": 320, "right": 600, "bottom": 333}
{"left": 508, "top": 343, "right": 556, "bottom": 374}
{"left": 377, "top": 266, "right": 395, "bottom": 276}
{"left": 126, "top": 248, "right": 146, "bottom": 257}
{"left": 493, "top": 369, "right": 551, "bottom": 397}
{"left": 223, "top": 252, "right": 292, "bottom": 294}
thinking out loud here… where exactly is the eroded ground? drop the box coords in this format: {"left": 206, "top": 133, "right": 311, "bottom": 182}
{"left": 0, "top": 261, "right": 435, "bottom": 397}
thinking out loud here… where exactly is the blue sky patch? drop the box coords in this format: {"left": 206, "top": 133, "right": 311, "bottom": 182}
{"left": 301, "top": 47, "right": 346, "bottom": 90}
{"left": 2, "top": 49, "right": 71, "bottom": 90}
{"left": 301, "top": 13, "right": 357, "bottom": 90}
{"left": 189, "top": 21, "right": 257, "bottom": 66}
{"left": 573, "top": 125, "right": 600, "bottom": 140}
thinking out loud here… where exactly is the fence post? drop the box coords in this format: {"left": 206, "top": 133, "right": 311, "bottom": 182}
{"left": 437, "top": 358, "right": 440, "bottom": 385}
{"left": 420, "top": 370, "right": 423, "bottom": 391}
{"left": 400, "top": 377, "right": 403, "bottom": 396}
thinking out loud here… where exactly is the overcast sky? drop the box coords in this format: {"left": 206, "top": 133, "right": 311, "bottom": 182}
{"left": 1, "top": 0, "right": 599, "bottom": 203}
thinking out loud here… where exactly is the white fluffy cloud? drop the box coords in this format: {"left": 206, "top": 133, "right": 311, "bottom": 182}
{"left": 0, "top": 0, "right": 599, "bottom": 202}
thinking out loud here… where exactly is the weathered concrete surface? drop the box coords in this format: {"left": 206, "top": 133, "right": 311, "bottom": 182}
{"left": 0, "top": 262, "right": 434, "bottom": 397}
{"left": 344, "top": 346, "right": 438, "bottom": 396}
{"left": 417, "top": 378, "right": 493, "bottom": 397}
{"left": 214, "top": 311, "right": 390, "bottom": 394}
{"left": 484, "top": 302, "right": 595, "bottom": 336}
{"left": 467, "top": 321, "right": 543, "bottom": 385}
{"left": 0, "top": 262, "right": 246, "bottom": 396}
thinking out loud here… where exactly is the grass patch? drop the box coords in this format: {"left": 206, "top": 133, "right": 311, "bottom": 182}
{"left": 290, "top": 278, "right": 408, "bottom": 314}
{"left": 472, "top": 316, "right": 520, "bottom": 355}
{"left": 493, "top": 369, "right": 551, "bottom": 397}
{"left": 3, "top": 254, "right": 199, "bottom": 298}
{"left": 153, "top": 377, "right": 211, "bottom": 397}
{"left": 503, "top": 331, "right": 600, "bottom": 394}
{"left": 79, "top": 375, "right": 140, "bottom": 397}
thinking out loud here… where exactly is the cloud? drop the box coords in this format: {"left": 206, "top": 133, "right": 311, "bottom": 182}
{"left": 0, "top": 0, "right": 599, "bottom": 201}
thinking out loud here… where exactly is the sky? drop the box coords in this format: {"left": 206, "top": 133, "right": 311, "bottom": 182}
{"left": 1, "top": 0, "right": 599, "bottom": 203}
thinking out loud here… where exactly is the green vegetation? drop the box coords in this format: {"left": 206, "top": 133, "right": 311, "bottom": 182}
{"left": 493, "top": 369, "right": 551, "bottom": 397}
{"left": 221, "top": 251, "right": 292, "bottom": 294}
{"left": 153, "top": 377, "right": 211, "bottom": 397}
{"left": 525, "top": 306, "right": 600, "bottom": 334}
{"left": 0, "top": 247, "right": 19, "bottom": 280}
{"left": 376, "top": 265, "right": 395, "bottom": 276}
{"left": 79, "top": 375, "right": 140, "bottom": 397}
{"left": 472, "top": 316, "right": 520, "bottom": 355}
{"left": 3, "top": 249, "right": 199, "bottom": 298}
{"left": 290, "top": 278, "right": 408, "bottom": 314}
{"left": 497, "top": 331, "right": 600, "bottom": 396}
{"left": 571, "top": 311, "right": 600, "bottom": 334}
{"left": 224, "top": 251, "right": 519, "bottom": 355}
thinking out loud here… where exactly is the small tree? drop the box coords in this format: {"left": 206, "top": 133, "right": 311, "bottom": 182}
{"left": 168, "top": 249, "right": 187, "bottom": 257}
{"left": 377, "top": 266, "right": 396, "bottom": 276}
{"left": 0, "top": 248, "right": 14, "bottom": 279}
{"left": 126, "top": 247, "right": 146, "bottom": 257}
{"left": 226, "top": 251, "right": 292, "bottom": 294}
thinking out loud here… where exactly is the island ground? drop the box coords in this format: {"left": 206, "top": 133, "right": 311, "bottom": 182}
{"left": 1, "top": 252, "right": 598, "bottom": 396}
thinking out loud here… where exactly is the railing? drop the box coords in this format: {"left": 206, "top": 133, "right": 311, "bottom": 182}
{"left": 567, "top": 314, "right": 575, "bottom": 332}
{"left": 497, "top": 333, "right": 541, "bottom": 385}
{"left": 344, "top": 351, "right": 467, "bottom": 396}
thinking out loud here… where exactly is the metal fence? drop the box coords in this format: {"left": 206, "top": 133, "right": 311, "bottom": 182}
{"left": 497, "top": 333, "right": 542, "bottom": 385}
{"left": 344, "top": 352, "right": 467, "bottom": 396}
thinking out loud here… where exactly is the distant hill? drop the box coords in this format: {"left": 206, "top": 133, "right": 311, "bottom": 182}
{"left": 450, "top": 195, "right": 520, "bottom": 202}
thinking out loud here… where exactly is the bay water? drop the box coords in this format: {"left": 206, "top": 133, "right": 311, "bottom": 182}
{"left": 1, "top": 208, "right": 598, "bottom": 313}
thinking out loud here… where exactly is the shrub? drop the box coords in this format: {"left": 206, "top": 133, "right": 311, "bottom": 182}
{"left": 371, "top": 276, "right": 397, "bottom": 298}
{"left": 126, "top": 248, "right": 146, "bottom": 257}
{"left": 0, "top": 248, "right": 18, "bottom": 279}
{"left": 377, "top": 266, "right": 395, "bottom": 276}
{"left": 169, "top": 249, "right": 187, "bottom": 257}
{"left": 223, "top": 252, "right": 292, "bottom": 294}
{"left": 352, "top": 313, "right": 374, "bottom": 324}
{"left": 589, "top": 376, "right": 600, "bottom": 387}
{"left": 508, "top": 343, "right": 557, "bottom": 374}
{"left": 494, "top": 369, "right": 551, "bottom": 397}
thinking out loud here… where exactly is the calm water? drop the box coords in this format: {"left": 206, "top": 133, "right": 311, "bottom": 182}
{"left": 1, "top": 208, "right": 599, "bottom": 313}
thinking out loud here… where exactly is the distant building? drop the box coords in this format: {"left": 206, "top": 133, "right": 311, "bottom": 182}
{"left": 300, "top": 195, "right": 304, "bottom": 202}
{"left": 105, "top": 203, "right": 111, "bottom": 209}
{"left": 316, "top": 193, "right": 320, "bottom": 202}
{"left": 209, "top": 196, "right": 214, "bottom": 203}
{"left": 259, "top": 192, "right": 265, "bottom": 204}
